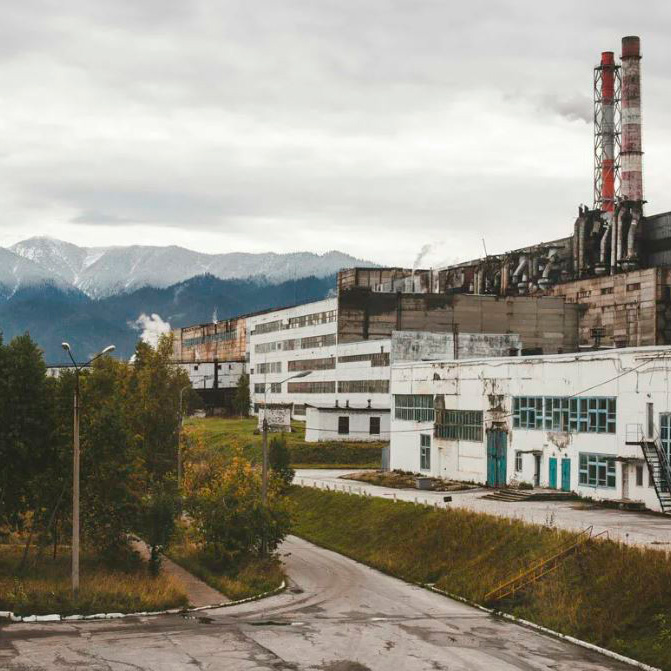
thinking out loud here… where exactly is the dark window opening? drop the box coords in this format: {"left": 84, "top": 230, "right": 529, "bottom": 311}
{"left": 370, "top": 417, "right": 381, "bottom": 435}
{"left": 338, "top": 416, "right": 350, "bottom": 435}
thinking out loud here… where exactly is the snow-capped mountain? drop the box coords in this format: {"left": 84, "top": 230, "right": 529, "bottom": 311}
{"left": 0, "top": 247, "right": 74, "bottom": 300}
{"left": 8, "top": 237, "right": 375, "bottom": 299}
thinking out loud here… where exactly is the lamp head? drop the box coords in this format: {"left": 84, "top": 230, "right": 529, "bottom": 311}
{"left": 61, "top": 342, "right": 71, "bottom": 351}
{"left": 102, "top": 345, "right": 116, "bottom": 354}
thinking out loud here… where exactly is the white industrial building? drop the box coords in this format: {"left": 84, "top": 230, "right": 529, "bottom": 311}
{"left": 177, "top": 360, "right": 245, "bottom": 390}
{"left": 390, "top": 346, "right": 671, "bottom": 513}
{"left": 247, "top": 296, "right": 522, "bottom": 441}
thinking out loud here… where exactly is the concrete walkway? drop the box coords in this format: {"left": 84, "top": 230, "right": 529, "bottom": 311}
{"left": 130, "top": 538, "right": 228, "bottom": 608}
{"left": 295, "top": 469, "right": 671, "bottom": 551}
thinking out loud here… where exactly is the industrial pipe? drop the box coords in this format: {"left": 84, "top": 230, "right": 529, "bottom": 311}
{"left": 599, "top": 223, "right": 611, "bottom": 267}
{"left": 512, "top": 256, "right": 528, "bottom": 282}
{"left": 627, "top": 210, "right": 640, "bottom": 260}
{"left": 610, "top": 203, "right": 620, "bottom": 274}
{"left": 621, "top": 36, "right": 643, "bottom": 203}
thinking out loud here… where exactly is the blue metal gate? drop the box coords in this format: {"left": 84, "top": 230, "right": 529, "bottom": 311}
{"left": 486, "top": 430, "right": 507, "bottom": 487}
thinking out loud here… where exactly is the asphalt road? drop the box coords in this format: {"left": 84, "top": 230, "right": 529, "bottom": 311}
{"left": 1, "top": 536, "right": 635, "bottom": 671}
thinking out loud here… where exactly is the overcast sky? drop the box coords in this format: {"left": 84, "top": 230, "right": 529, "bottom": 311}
{"left": 0, "top": 1, "right": 669, "bottom": 267}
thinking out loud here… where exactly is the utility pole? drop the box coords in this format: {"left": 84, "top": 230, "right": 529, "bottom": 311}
{"left": 61, "top": 342, "right": 115, "bottom": 599}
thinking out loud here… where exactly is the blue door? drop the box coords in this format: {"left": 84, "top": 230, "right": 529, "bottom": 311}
{"left": 561, "top": 458, "right": 571, "bottom": 492}
{"left": 549, "top": 457, "right": 558, "bottom": 489}
{"left": 486, "top": 430, "right": 507, "bottom": 487}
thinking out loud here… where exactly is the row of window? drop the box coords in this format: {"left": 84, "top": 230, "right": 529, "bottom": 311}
{"left": 337, "top": 352, "right": 390, "bottom": 367}
{"left": 254, "top": 382, "right": 282, "bottom": 394}
{"left": 434, "top": 409, "right": 483, "bottom": 442}
{"left": 394, "top": 395, "right": 434, "bottom": 422}
{"left": 256, "top": 361, "right": 282, "bottom": 374}
{"left": 252, "top": 310, "right": 337, "bottom": 335}
{"left": 288, "top": 357, "right": 336, "bottom": 372}
{"left": 183, "top": 329, "right": 237, "bottom": 348}
{"left": 254, "top": 333, "right": 337, "bottom": 354}
{"left": 281, "top": 380, "right": 389, "bottom": 394}
{"left": 513, "top": 396, "right": 616, "bottom": 433}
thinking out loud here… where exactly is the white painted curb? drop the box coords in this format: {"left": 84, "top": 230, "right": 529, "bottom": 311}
{"left": 0, "top": 580, "right": 286, "bottom": 625}
{"left": 424, "top": 584, "right": 661, "bottom": 671}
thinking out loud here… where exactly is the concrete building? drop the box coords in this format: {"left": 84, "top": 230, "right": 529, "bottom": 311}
{"left": 390, "top": 346, "right": 671, "bottom": 513}
{"left": 305, "top": 404, "right": 390, "bottom": 442}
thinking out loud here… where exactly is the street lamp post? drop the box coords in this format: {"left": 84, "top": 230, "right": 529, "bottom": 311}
{"left": 61, "top": 342, "right": 115, "bottom": 598}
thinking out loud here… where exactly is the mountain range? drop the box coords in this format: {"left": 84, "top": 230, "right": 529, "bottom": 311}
{"left": 0, "top": 237, "right": 375, "bottom": 362}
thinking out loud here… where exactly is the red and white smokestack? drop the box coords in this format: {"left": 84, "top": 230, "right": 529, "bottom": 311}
{"left": 620, "top": 36, "right": 643, "bottom": 202}
{"left": 600, "top": 52, "right": 616, "bottom": 213}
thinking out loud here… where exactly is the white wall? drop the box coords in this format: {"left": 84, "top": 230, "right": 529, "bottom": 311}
{"left": 390, "top": 346, "right": 671, "bottom": 511}
{"left": 305, "top": 407, "right": 390, "bottom": 442}
{"left": 179, "top": 361, "right": 245, "bottom": 390}
{"left": 247, "top": 298, "right": 392, "bottom": 419}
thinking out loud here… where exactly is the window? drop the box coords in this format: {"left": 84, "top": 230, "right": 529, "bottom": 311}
{"left": 338, "top": 352, "right": 390, "bottom": 367}
{"left": 626, "top": 282, "right": 641, "bottom": 292}
{"left": 288, "top": 357, "right": 335, "bottom": 372}
{"left": 579, "top": 453, "right": 616, "bottom": 488}
{"left": 420, "top": 434, "right": 431, "bottom": 470}
{"left": 370, "top": 417, "right": 381, "bottom": 435}
{"left": 257, "top": 361, "right": 282, "bottom": 374}
{"left": 293, "top": 404, "right": 306, "bottom": 416}
{"left": 254, "top": 383, "right": 266, "bottom": 394}
{"left": 636, "top": 465, "right": 644, "bottom": 487}
{"left": 513, "top": 396, "right": 615, "bottom": 433}
{"left": 601, "top": 286, "right": 613, "bottom": 295}
{"left": 287, "top": 310, "right": 337, "bottom": 329}
{"left": 252, "top": 320, "right": 283, "bottom": 335}
{"left": 193, "top": 364, "right": 199, "bottom": 371}
{"left": 183, "top": 328, "right": 237, "bottom": 347}
{"left": 434, "top": 409, "right": 483, "bottom": 442}
{"left": 338, "top": 380, "right": 389, "bottom": 394}
{"left": 577, "top": 290, "right": 591, "bottom": 299}
{"left": 515, "top": 451, "right": 523, "bottom": 473}
{"left": 301, "top": 333, "right": 337, "bottom": 349}
{"left": 338, "top": 416, "right": 350, "bottom": 435}
{"left": 660, "top": 414, "right": 671, "bottom": 463}
{"left": 269, "top": 383, "right": 281, "bottom": 393}
{"left": 217, "top": 364, "right": 222, "bottom": 370}
{"left": 394, "top": 395, "right": 434, "bottom": 422}
{"left": 287, "top": 380, "right": 336, "bottom": 394}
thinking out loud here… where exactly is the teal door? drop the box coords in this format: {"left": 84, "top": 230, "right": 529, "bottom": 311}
{"left": 549, "top": 457, "right": 558, "bottom": 489}
{"left": 486, "top": 430, "right": 507, "bottom": 487}
{"left": 561, "top": 458, "right": 571, "bottom": 492}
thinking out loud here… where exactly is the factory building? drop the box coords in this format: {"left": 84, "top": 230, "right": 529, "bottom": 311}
{"left": 171, "top": 315, "right": 248, "bottom": 414}
{"left": 337, "top": 37, "right": 671, "bottom": 351}
{"left": 389, "top": 346, "right": 671, "bottom": 513}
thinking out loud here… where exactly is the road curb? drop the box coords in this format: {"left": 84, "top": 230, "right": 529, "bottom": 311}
{"left": 0, "top": 580, "right": 286, "bottom": 625}
{"left": 423, "top": 584, "right": 661, "bottom": 671}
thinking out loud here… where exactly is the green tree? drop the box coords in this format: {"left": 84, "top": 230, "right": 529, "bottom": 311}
{"left": 269, "top": 435, "right": 295, "bottom": 491}
{"left": 183, "top": 450, "right": 291, "bottom": 562}
{"left": 232, "top": 373, "right": 250, "bottom": 417}
{"left": 126, "top": 334, "right": 190, "bottom": 568}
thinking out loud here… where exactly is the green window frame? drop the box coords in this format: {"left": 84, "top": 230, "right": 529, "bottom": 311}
{"left": 578, "top": 453, "right": 616, "bottom": 488}
{"left": 394, "top": 395, "right": 434, "bottom": 422}
{"left": 660, "top": 414, "right": 671, "bottom": 463}
{"left": 434, "top": 409, "right": 483, "bottom": 442}
{"left": 513, "top": 396, "right": 615, "bottom": 434}
{"left": 420, "top": 434, "right": 431, "bottom": 470}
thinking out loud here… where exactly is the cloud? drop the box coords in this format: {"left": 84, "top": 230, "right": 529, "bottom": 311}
{"left": 0, "top": 1, "right": 670, "bottom": 265}
{"left": 130, "top": 313, "right": 171, "bottom": 348}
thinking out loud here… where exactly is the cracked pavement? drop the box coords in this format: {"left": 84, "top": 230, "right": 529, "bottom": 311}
{"left": 0, "top": 536, "right": 636, "bottom": 670}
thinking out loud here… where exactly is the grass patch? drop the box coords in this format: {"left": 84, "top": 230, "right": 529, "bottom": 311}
{"left": 343, "top": 469, "right": 476, "bottom": 491}
{"left": 168, "top": 543, "right": 284, "bottom": 601}
{"left": 0, "top": 544, "right": 187, "bottom": 616}
{"left": 290, "top": 486, "right": 671, "bottom": 671}
{"left": 185, "top": 417, "right": 383, "bottom": 468}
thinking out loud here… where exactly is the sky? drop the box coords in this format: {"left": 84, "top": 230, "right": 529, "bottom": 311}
{"left": 0, "top": 1, "right": 669, "bottom": 268}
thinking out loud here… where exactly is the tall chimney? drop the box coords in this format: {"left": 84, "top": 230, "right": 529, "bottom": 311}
{"left": 599, "top": 51, "right": 616, "bottom": 213}
{"left": 620, "top": 36, "right": 643, "bottom": 202}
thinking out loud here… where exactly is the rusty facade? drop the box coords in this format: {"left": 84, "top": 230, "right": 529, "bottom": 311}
{"left": 171, "top": 316, "right": 247, "bottom": 363}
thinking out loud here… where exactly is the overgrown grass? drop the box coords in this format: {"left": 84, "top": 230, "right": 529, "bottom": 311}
{"left": 290, "top": 486, "right": 671, "bottom": 671}
{"left": 168, "top": 542, "right": 284, "bottom": 601}
{"left": 343, "top": 469, "right": 476, "bottom": 491}
{"left": 185, "top": 417, "right": 383, "bottom": 468}
{"left": 0, "top": 544, "right": 187, "bottom": 616}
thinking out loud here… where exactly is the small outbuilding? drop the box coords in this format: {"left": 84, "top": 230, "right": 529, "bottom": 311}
{"left": 305, "top": 403, "right": 390, "bottom": 442}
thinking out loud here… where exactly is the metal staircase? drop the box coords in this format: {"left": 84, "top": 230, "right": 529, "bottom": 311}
{"left": 626, "top": 424, "right": 671, "bottom": 514}
{"left": 484, "top": 527, "right": 598, "bottom": 603}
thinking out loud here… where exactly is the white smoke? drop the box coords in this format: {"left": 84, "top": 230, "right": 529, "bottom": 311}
{"left": 412, "top": 244, "right": 433, "bottom": 274}
{"left": 131, "top": 313, "right": 171, "bottom": 348}
{"left": 212, "top": 307, "right": 218, "bottom": 324}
